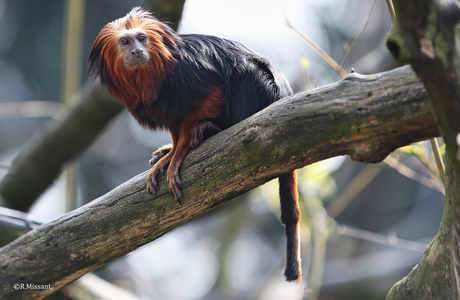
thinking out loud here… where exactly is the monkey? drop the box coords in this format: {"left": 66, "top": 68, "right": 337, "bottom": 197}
{"left": 88, "top": 7, "right": 301, "bottom": 282}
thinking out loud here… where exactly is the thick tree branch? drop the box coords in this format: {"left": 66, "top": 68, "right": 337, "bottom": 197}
{"left": 0, "top": 66, "right": 439, "bottom": 299}
{"left": 386, "top": 0, "right": 460, "bottom": 299}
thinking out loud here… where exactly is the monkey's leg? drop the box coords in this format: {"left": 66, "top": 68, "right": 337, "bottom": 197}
{"left": 166, "top": 120, "right": 219, "bottom": 201}
{"left": 190, "top": 121, "right": 221, "bottom": 147}
{"left": 149, "top": 122, "right": 210, "bottom": 165}
{"left": 150, "top": 143, "right": 173, "bottom": 165}
{"left": 279, "top": 170, "right": 302, "bottom": 282}
{"left": 147, "top": 132, "right": 178, "bottom": 196}
{"left": 159, "top": 87, "right": 224, "bottom": 201}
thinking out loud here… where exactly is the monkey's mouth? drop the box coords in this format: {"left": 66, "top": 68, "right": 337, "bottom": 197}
{"left": 125, "top": 54, "right": 149, "bottom": 68}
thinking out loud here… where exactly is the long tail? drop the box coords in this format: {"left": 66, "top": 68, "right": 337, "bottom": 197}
{"left": 279, "top": 171, "right": 301, "bottom": 282}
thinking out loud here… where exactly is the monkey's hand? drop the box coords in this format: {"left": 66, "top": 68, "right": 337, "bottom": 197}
{"left": 147, "top": 151, "right": 174, "bottom": 197}
{"left": 149, "top": 143, "right": 173, "bottom": 165}
{"left": 148, "top": 121, "right": 221, "bottom": 203}
{"left": 166, "top": 160, "right": 183, "bottom": 202}
{"left": 147, "top": 145, "right": 184, "bottom": 203}
{"left": 148, "top": 154, "right": 182, "bottom": 203}
{"left": 165, "top": 121, "right": 221, "bottom": 201}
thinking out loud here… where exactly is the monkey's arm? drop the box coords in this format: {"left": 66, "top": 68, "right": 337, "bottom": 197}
{"left": 149, "top": 121, "right": 220, "bottom": 167}
{"left": 147, "top": 120, "right": 220, "bottom": 201}
{"left": 147, "top": 87, "right": 225, "bottom": 201}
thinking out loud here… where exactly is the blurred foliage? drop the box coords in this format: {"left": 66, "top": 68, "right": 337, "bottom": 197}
{"left": 398, "top": 140, "right": 445, "bottom": 181}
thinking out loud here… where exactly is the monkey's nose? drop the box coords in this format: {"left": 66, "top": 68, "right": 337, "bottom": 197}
{"left": 132, "top": 49, "right": 143, "bottom": 56}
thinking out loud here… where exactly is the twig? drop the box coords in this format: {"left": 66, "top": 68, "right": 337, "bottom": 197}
{"left": 327, "top": 164, "right": 384, "bottom": 218}
{"left": 337, "top": 224, "right": 427, "bottom": 253}
{"left": 285, "top": 17, "right": 348, "bottom": 78}
{"left": 383, "top": 155, "right": 444, "bottom": 193}
{"left": 339, "top": 0, "right": 378, "bottom": 67}
{"left": 404, "top": 143, "right": 440, "bottom": 180}
{"left": 0, "top": 101, "right": 64, "bottom": 120}
{"left": 430, "top": 138, "right": 445, "bottom": 186}
{"left": 385, "top": 0, "right": 396, "bottom": 22}
{"left": 0, "top": 207, "right": 42, "bottom": 232}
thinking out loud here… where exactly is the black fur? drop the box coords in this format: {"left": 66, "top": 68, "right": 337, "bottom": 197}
{"left": 130, "top": 34, "right": 293, "bottom": 132}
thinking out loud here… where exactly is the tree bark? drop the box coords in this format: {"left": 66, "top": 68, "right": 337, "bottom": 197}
{"left": 385, "top": 0, "right": 460, "bottom": 299}
{"left": 0, "top": 66, "right": 439, "bottom": 299}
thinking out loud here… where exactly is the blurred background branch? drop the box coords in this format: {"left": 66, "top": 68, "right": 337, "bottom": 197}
{"left": 62, "top": 0, "right": 85, "bottom": 212}
{"left": 0, "top": 82, "right": 123, "bottom": 212}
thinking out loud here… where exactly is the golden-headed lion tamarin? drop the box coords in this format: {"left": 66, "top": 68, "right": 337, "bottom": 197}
{"left": 89, "top": 7, "right": 301, "bottom": 282}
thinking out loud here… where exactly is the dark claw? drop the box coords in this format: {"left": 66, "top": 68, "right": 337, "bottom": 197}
{"left": 147, "top": 172, "right": 159, "bottom": 197}
{"left": 177, "top": 179, "right": 182, "bottom": 189}
{"left": 176, "top": 192, "right": 182, "bottom": 205}
{"left": 151, "top": 179, "right": 158, "bottom": 191}
{"left": 169, "top": 184, "right": 182, "bottom": 203}
{"left": 147, "top": 185, "right": 157, "bottom": 196}
{"left": 150, "top": 154, "right": 161, "bottom": 166}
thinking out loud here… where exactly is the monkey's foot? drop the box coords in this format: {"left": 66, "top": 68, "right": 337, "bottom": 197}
{"left": 166, "top": 164, "right": 182, "bottom": 204}
{"left": 147, "top": 155, "right": 171, "bottom": 196}
{"left": 190, "top": 121, "right": 221, "bottom": 147}
{"left": 149, "top": 143, "right": 173, "bottom": 165}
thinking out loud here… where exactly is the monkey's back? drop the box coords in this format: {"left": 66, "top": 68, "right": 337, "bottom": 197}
{"left": 132, "top": 34, "right": 293, "bottom": 132}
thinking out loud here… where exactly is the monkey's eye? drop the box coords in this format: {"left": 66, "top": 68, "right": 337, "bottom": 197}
{"left": 138, "top": 35, "right": 147, "bottom": 43}
{"left": 119, "top": 38, "right": 130, "bottom": 46}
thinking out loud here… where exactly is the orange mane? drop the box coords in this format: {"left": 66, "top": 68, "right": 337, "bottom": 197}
{"left": 89, "top": 7, "right": 178, "bottom": 109}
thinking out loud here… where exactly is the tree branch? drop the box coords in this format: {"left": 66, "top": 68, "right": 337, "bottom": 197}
{"left": 0, "top": 66, "right": 439, "bottom": 299}
{"left": 386, "top": 0, "right": 460, "bottom": 299}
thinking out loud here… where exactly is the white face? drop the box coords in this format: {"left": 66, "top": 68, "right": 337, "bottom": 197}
{"left": 118, "top": 29, "right": 150, "bottom": 67}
